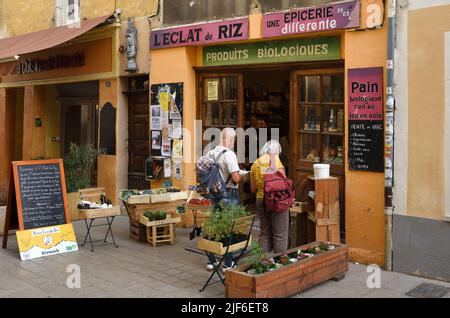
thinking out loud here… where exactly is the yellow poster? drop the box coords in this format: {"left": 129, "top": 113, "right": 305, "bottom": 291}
{"left": 16, "top": 224, "right": 78, "bottom": 261}
{"left": 160, "top": 92, "right": 169, "bottom": 111}
{"left": 207, "top": 80, "right": 219, "bottom": 101}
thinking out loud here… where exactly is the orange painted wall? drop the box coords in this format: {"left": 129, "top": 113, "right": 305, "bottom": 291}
{"left": 0, "top": 88, "right": 16, "bottom": 199}
{"left": 22, "top": 85, "right": 46, "bottom": 160}
{"left": 149, "top": 47, "right": 198, "bottom": 189}
{"left": 344, "top": 27, "right": 387, "bottom": 267}
{"left": 98, "top": 79, "right": 118, "bottom": 204}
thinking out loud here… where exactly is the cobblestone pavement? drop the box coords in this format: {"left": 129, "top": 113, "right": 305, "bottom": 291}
{"left": 1, "top": 216, "right": 449, "bottom": 298}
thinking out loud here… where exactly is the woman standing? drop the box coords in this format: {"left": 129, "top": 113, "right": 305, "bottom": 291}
{"left": 250, "top": 140, "right": 289, "bottom": 254}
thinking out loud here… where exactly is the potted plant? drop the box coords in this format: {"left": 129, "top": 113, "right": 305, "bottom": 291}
{"left": 63, "top": 143, "right": 104, "bottom": 221}
{"left": 197, "top": 204, "right": 253, "bottom": 255}
{"left": 225, "top": 241, "right": 348, "bottom": 298}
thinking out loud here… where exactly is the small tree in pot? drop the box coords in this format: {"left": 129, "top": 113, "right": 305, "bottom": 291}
{"left": 63, "top": 143, "right": 104, "bottom": 193}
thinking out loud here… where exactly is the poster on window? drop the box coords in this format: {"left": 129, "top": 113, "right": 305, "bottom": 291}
{"left": 164, "top": 159, "right": 171, "bottom": 178}
{"left": 173, "top": 160, "right": 183, "bottom": 179}
{"left": 172, "top": 139, "right": 183, "bottom": 159}
{"left": 151, "top": 105, "right": 162, "bottom": 131}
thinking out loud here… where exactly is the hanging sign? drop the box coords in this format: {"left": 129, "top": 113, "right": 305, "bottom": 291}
{"left": 151, "top": 17, "right": 249, "bottom": 49}
{"left": 263, "top": 0, "right": 360, "bottom": 38}
{"left": 348, "top": 67, "right": 384, "bottom": 172}
{"left": 203, "top": 36, "right": 340, "bottom": 67}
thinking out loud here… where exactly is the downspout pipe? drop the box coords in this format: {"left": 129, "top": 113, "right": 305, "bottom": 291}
{"left": 384, "top": 0, "right": 396, "bottom": 271}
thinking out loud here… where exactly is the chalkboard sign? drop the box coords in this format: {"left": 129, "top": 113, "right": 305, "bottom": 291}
{"left": 16, "top": 163, "right": 68, "bottom": 229}
{"left": 2, "top": 160, "right": 70, "bottom": 237}
{"left": 348, "top": 67, "right": 384, "bottom": 172}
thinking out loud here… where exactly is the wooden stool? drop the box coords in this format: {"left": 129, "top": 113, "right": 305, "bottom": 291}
{"left": 146, "top": 223, "right": 175, "bottom": 247}
{"left": 140, "top": 212, "right": 181, "bottom": 247}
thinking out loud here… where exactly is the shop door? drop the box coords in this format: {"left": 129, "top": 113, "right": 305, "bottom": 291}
{"left": 128, "top": 91, "right": 150, "bottom": 189}
{"left": 290, "top": 69, "right": 346, "bottom": 239}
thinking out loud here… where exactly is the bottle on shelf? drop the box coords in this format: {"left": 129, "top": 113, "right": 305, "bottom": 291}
{"left": 329, "top": 109, "right": 336, "bottom": 132}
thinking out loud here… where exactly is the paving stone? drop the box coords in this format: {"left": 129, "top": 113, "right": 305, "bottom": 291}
{"left": 2, "top": 215, "right": 449, "bottom": 298}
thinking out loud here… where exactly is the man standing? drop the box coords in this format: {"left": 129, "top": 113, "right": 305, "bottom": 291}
{"left": 207, "top": 127, "right": 241, "bottom": 207}
{"left": 204, "top": 128, "right": 241, "bottom": 271}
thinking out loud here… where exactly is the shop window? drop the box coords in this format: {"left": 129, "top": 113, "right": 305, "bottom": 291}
{"left": 55, "top": 0, "right": 80, "bottom": 26}
{"left": 298, "top": 73, "right": 345, "bottom": 166}
{"left": 99, "top": 103, "right": 116, "bottom": 155}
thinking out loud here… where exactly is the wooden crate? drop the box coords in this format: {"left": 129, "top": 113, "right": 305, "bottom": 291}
{"left": 139, "top": 212, "right": 181, "bottom": 227}
{"left": 306, "top": 177, "right": 340, "bottom": 244}
{"left": 78, "top": 206, "right": 121, "bottom": 220}
{"left": 129, "top": 219, "right": 147, "bottom": 242}
{"left": 126, "top": 194, "right": 151, "bottom": 204}
{"left": 197, "top": 236, "right": 252, "bottom": 256}
{"left": 79, "top": 187, "right": 106, "bottom": 202}
{"left": 225, "top": 242, "right": 348, "bottom": 298}
{"left": 150, "top": 193, "right": 171, "bottom": 203}
{"left": 123, "top": 200, "right": 186, "bottom": 222}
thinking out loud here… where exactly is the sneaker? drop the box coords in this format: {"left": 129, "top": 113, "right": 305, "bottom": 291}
{"left": 222, "top": 262, "right": 236, "bottom": 273}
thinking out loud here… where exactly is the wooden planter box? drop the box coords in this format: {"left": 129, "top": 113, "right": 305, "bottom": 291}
{"left": 225, "top": 241, "right": 348, "bottom": 298}
{"left": 197, "top": 236, "right": 252, "bottom": 256}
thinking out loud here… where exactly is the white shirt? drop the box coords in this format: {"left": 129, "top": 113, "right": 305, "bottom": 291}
{"left": 208, "top": 146, "right": 240, "bottom": 189}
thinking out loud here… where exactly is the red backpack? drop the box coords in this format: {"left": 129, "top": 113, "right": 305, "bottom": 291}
{"left": 263, "top": 170, "right": 296, "bottom": 213}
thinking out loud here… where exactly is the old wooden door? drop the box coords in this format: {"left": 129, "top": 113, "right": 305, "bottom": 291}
{"left": 128, "top": 91, "right": 150, "bottom": 189}
{"left": 290, "top": 68, "right": 346, "bottom": 240}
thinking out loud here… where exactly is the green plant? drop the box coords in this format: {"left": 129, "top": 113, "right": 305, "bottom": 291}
{"left": 202, "top": 204, "right": 249, "bottom": 243}
{"left": 144, "top": 211, "right": 155, "bottom": 221}
{"left": 63, "top": 143, "right": 104, "bottom": 193}
{"left": 154, "top": 211, "right": 167, "bottom": 221}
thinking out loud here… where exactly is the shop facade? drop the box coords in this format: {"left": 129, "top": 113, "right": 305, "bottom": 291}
{"left": 149, "top": 0, "right": 388, "bottom": 266}
{"left": 0, "top": 6, "right": 155, "bottom": 221}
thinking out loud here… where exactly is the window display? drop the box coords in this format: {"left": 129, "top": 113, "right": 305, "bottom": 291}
{"left": 298, "top": 74, "right": 344, "bottom": 166}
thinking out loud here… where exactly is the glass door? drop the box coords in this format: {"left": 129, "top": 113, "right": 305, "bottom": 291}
{"left": 291, "top": 68, "right": 346, "bottom": 239}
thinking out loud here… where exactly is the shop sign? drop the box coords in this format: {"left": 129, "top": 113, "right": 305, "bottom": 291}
{"left": 16, "top": 224, "right": 78, "bottom": 261}
{"left": 348, "top": 67, "right": 384, "bottom": 172}
{"left": 14, "top": 51, "right": 86, "bottom": 75}
{"left": 203, "top": 37, "right": 340, "bottom": 67}
{"left": 263, "top": 0, "right": 360, "bottom": 38}
{"left": 151, "top": 18, "right": 249, "bottom": 49}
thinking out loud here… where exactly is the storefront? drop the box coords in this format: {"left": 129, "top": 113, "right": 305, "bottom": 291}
{"left": 149, "top": 0, "right": 388, "bottom": 266}
{"left": 0, "top": 16, "right": 120, "bottom": 219}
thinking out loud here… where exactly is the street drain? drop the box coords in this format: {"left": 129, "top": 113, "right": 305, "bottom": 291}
{"left": 405, "top": 283, "right": 450, "bottom": 298}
